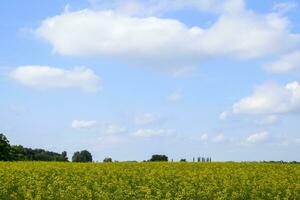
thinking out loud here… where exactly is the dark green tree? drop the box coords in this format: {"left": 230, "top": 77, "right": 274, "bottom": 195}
{"left": 149, "top": 154, "right": 168, "bottom": 162}
{"left": 10, "top": 145, "right": 26, "bottom": 161}
{"left": 72, "top": 151, "right": 81, "bottom": 162}
{"left": 0, "top": 133, "right": 11, "bottom": 161}
{"left": 103, "top": 157, "right": 112, "bottom": 162}
{"left": 80, "top": 150, "right": 93, "bottom": 162}
{"left": 72, "top": 150, "right": 92, "bottom": 162}
{"left": 61, "top": 151, "right": 68, "bottom": 161}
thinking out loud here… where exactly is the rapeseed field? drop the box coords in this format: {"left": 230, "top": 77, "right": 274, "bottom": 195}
{"left": 0, "top": 162, "right": 299, "bottom": 200}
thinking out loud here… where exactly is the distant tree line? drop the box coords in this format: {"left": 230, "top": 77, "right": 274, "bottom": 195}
{"left": 3, "top": 132, "right": 299, "bottom": 164}
{"left": 1, "top": 133, "right": 67, "bottom": 161}
{"left": 196, "top": 157, "right": 212, "bottom": 162}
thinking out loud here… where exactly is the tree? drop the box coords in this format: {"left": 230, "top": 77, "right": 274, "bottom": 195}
{"left": 0, "top": 133, "right": 11, "bottom": 161}
{"left": 80, "top": 150, "right": 93, "bottom": 162}
{"left": 180, "top": 158, "right": 187, "bottom": 162}
{"left": 72, "top": 151, "right": 81, "bottom": 162}
{"left": 149, "top": 154, "right": 168, "bottom": 162}
{"left": 103, "top": 157, "right": 112, "bottom": 163}
{"left": 10, "top": 145, "right": 26, "bottom": 161}
{"left": 0, "top": 133, "right": 68, "bottom": 162}
{"left": 72, "top": 150, "right": 93, "bottom": 162}
{"left": 61, "top": 151, "right": 68, "bottom": 161}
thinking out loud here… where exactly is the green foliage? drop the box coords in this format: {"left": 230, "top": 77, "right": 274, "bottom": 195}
{"left": 0, "top": 133, "right": 68, "bottom": 162}
{"left": 103, "top": 157, "right": 112, "bottom": 163}
{"left": 9, "top": 145, "right": 26, "bottom": 161}
{"left": 72, "top": 150, "right": 92, "bottom": 162}
{"left": 0, "top": 133, "right": 11, "bottom": 161}
{"left": 149, "top": 154, "right": 168, "bottom": 162}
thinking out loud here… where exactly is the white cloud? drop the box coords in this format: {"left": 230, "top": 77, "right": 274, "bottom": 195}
{"left": 245, "top": 131, "right": 269, "bottom": 143}
{"left": 264, "top": 51, "right": 300, "bottom": 73}
{"left": 134, "top": 113, "right": 161, "bottom": 126}
{"left": 71, "top": 120, "right": 97, "bottom": 129}
{"left": 167, "top": 90, "right": 182, "bottom": 102}
{"left": 35, "top": 3, "right": 299, "bottom": 72}
{"left": 273, "top": 1, "right": 297, "bottom": 15}
{"left": 131, "top": 128, "right": 175, "bottom": 137}
{"left": 104, "top": 124, "right": 127, "bottom": 134}
{"left": 223, "top": 82, "right": 300, "bottom": 117}
{"left": 88, "top": 0, "right": 241, "bottom": 16}
{"left": 10, "top": 66, "right": 101, "bottom": 92}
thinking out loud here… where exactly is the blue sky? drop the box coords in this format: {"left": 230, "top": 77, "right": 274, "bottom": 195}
{"left": 1, "top": 0, "right": 300, "bottom": 161}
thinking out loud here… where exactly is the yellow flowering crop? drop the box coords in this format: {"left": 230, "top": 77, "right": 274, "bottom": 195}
{"left": 0, "top": 162, "right": 299, "bottom": 199}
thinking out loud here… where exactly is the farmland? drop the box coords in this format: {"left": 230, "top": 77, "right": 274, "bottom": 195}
{"left": 0, "top": 162, "right": 299, "bottom": 199}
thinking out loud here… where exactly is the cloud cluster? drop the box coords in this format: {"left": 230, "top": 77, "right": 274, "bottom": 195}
{"left": 221, "top": 81, "right": 300, "bottom": 123}
{"left": 36, "top": 0, "right": 299, "bottom": 72}
{"left": 233, "top": 82, "right": 300, "bottom": 115}
{"left": 10, "top": 66, "right": 101, "bottom": 92}
{"left": 193, "top": 131, "right": 300, "bottom": 146}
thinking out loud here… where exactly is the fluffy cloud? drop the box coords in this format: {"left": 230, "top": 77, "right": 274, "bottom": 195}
{"left": 131, "top": 129, "right": 175, "bottom": 137}
{"left": 10, "top": 66, "right": 101, "bottom": 92}
{"left": 35, "top": 1, "right": 299, "bottom": 71}
{"left": 134, "top": 113, "right": 161, "bottom": 126}
{"left": 264, "top": 51, "right": 300, "bottom": 73}
{"left": 71, "top": 120, "right": 97, "bottom": 129}
{"left": 223, "top": 82, "right": 300, "bottom": 118}
{"left": 245, "top": 131, "right": 269, "bottom": 143}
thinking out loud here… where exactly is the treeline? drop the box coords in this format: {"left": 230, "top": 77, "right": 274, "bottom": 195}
{"left": 1, "top": 133, "right": 68, "bottom": 162}
{"left": 3, "top": 132, "right": 299, "bottom": 163}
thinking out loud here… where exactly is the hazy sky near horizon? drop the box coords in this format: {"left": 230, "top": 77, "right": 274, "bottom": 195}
{"left": 1, "top": 0, "right": 300, "bottom": 161}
